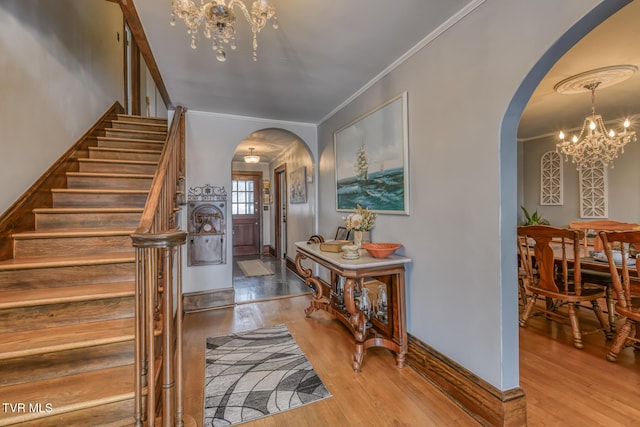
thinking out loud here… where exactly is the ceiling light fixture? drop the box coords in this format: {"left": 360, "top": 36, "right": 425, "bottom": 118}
{"left": 170, "top": 0, "right": 278, "bottom": 62}
{"left": 555, "top": 66, "right": 637, "bottom": 170}
{"left": 244, "top": 147, "right": 260, "bottom": 163}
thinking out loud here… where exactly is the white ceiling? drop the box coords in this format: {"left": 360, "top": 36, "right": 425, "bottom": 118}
{"left": 135, "top": 0, "right": 472, "bottom": 124}
{"left": 133, "top": 1, "right": 640, "bottom": 158}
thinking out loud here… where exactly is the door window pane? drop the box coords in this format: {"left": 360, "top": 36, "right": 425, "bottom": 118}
{"left": 232, "top": 178, "right": 257, "bottom": 216}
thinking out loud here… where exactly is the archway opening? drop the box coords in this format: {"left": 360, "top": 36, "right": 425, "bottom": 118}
{"left": 230, "top": 128, "right": 315, "bottom": 304}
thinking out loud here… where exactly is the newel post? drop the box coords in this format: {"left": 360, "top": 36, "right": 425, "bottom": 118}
{"left": 131, "top": 230, "right": 188, "bottom": 427}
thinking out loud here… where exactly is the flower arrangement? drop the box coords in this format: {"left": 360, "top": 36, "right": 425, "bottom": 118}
{"left": 343, "top": 204, "right": 376, "bottom": 231}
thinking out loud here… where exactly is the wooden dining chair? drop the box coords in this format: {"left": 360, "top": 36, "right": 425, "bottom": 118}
{"left": 599, "top": 230, "right": 640, "bottom": 362}
{"left": 518, "top": 225, "right": 612, "bottom": 349}
{"left": 517, "top": 235, "right": 534, "bottom": 307}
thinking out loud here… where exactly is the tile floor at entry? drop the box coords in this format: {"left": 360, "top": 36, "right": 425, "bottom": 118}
{"left": 232, "top": 255, "right": 311, "bottom": 304}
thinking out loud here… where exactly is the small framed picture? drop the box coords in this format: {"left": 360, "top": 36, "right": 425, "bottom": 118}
{"left": 335, "top": 226, "right": 350, "bottom": 241}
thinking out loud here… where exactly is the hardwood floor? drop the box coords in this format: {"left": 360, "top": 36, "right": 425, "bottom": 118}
{"left": 183, "top": 294, "right": 640, "bottom": 426}
{"left": 520, "top": 300, "right": 640, "bottom": 426}
{"left": 182, "top": 295, "right": 479, "bottom": 426}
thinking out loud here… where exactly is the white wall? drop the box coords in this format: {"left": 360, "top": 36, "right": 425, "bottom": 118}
{"left": 0, "top": 0, "right": 124, "bottom": 213}
{"left": 183, "top": 110, "right": 316, "bottom": 293}
{"left": 521, "top": 134, "right": 640, "bottom": 226}
{"left": 317, "top": 0, "right": 622, "bottom": 390}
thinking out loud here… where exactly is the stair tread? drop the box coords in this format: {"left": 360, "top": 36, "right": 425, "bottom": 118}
{"left": 12, "top": 228, "right": 135, "bottom": 239}
{"left": 111, "top": 116, "right": 168, "bottom": 127}
{"left": 117, "top": 113, "right": 167, "bottom": 121}
{"left": 92, "top": 135, "right": 166, "bottom": 144}
{"left": 33, "top": 207, "right": 144, "bottom": 213}
{"left": 0, "top": 317, "right": 134, "bottom": 359}
{"left": 66, "top": 171, "right": 154, "bottom": 179}
{"left": 0, "top": 364, "right": 134, "bottom": 425}
{"left": 51, "top": 188, "right": 149, "bottom": 194}
{"left": 0, "top": 281, "right": 134, "bottom": 308}
{"left": 104, "top": 128, "right": 166, "bottom": 138}
{"left": 0, "top": 252, "right": 135, "bottom": 271}
{"left": 88, "top": 146, "right": 163, "bottom": 154}
{"left": 77, "top": 158, "right": 158, "bottom": 165}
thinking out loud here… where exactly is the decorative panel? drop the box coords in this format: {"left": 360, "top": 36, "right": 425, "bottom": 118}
{"left": 579, "top": 162, "right": 608, "bottom": 218}
{"left": 187, "top": 185, "right": 227, "bottom": 266}
{"left": 540, "top": 151, "right": 563, "bottom": 205}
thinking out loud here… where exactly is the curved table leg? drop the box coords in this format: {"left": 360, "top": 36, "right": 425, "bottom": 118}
{"left": 295, "top": 253, "right": 329, "bottom": 316}
{"left": 345, "top": 278, "right": 368, "bottom": 370}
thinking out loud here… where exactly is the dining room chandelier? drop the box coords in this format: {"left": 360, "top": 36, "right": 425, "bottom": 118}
{"left": 170, "top": 0, "right": 278, "bottom": 62}
{"left": 555, "top": 66, "right": 637, "bottom": 170}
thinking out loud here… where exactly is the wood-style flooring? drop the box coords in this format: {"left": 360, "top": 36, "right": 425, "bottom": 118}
{"left": 183, "top": 294, "right": 640, "bottom": 426}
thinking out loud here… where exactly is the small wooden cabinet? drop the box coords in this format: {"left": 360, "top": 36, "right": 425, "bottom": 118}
{"left": 294, "top": 241, "right": 411, "bottom": 371}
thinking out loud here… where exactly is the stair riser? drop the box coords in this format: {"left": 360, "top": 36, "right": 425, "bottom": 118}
{"left": 35, "top": 212, "right": 141, "bottom": 230}
{"left": 78, "top": 160, "right": 157, "bottom": 175}
{"left": 97, "top": 139, "right": 165, "bottom": 151}
{"left": 0, "top": 297, "right": 134, "bottom": 334}
{"left": 66, "top": 175, "right": 153, "bottom": 190}
{"left": 14, "top": 236, "right": 134, "bottom": 258}
{"left": 8, "top": 398, "right": 134, "bottom": 427}
{"left": 102, "top": 129, "right": 166, "bottom": 141}
{"left": 88, "top": 149, "right": 161, "bottom": 162}
{"left": 108, "top": 121, "right": 167, "bottom": 132}
{"left": 52, "top": 192, "right": 148, "bottom": 208}
{"left": 1, "top": 341, "right": 133, "bottom": 387}
{"left": 0, "top": 263, "right": 134, "bottom": 291}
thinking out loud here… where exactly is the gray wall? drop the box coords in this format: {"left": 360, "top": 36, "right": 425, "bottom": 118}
{"left": 316, "top": 0, "right": 621, "bottom": 390}
{"left": 521, "top": 133, "right": 640, "bottom": 226}
{"left": 0, "top": 0, "right": 124, "bottom": 213}
{"left": 269, "top": 140, "right": 315, "bottom": 259}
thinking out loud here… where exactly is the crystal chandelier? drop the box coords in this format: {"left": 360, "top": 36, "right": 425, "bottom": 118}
{"left": 557, "top": 81, "right": 636, "bottom": 169}
{"left": 170, "top": 0, "right": 278, "bottom": 62}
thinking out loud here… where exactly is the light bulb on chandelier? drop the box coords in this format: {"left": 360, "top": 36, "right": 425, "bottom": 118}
{"left": 555, "top": 66, "right": 637, "bottom": 170}
{"left": 170, "top": 0, "right": 279, "bottom": 62}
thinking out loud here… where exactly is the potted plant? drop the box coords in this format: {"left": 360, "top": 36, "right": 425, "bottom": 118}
{"left": 520, "top": 206, "right": 550, "bottom": 226}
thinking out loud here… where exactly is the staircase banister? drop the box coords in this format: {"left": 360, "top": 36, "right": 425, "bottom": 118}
{"left": 134, "top": 106, "right": 186, "bottom": 235}
{"left": 131, "top": 230, "right": 187, "bottom": 248}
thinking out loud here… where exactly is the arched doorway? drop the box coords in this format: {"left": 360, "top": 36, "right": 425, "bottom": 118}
{"left": 230, "top": 128, "right": 315, "bottom": 303}
{"left": 500, "top": 0, "right": 635, "bottom": 420}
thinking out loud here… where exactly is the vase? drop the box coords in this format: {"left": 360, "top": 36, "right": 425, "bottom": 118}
{"left": 353, "top": 230, "right": 371, "bottom": 248}
{"left": 353, "top": 230, "right": 363, "bottom": 248}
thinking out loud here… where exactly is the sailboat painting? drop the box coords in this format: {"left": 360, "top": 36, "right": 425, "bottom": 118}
{"left": 334, "top": 92, "right": 409, "bottom": 214}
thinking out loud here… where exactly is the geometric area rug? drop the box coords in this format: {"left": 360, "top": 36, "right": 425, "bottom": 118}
{"left": 203, "top": 324, "right": 331, "bottom": 426}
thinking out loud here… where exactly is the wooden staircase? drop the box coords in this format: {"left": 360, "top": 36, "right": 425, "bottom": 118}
{"left": 0, "top": 114, "right": 167, "bottom": 426}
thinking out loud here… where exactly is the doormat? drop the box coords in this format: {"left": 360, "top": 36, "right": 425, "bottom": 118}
{"left": 237, "top": 259, "right": 275, "bottom": 277}
{"left": 203, "top": 324, "right": 331, "bottom": 426}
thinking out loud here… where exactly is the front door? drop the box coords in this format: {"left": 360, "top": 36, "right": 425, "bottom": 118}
{"left": 231, "top": 172, "right": 261, "bottom": 256}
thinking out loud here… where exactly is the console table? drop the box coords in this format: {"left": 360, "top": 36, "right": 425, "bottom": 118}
{"left": 294, "top": 241, "right": 411, "bottom": 371}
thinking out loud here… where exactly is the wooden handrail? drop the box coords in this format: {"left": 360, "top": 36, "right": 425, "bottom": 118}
{"left": 131, "top": 106, "right": 192, "bottom": 427}
{"left": 134, "top": 106, "right": 185, "bottom": 235}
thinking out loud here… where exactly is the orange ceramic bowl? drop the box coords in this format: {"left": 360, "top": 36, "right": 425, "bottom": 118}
{"left": 361, "top": 243, "right": 402, "bottom": 258}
